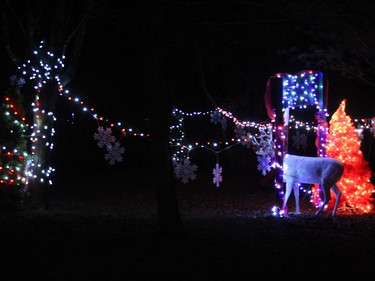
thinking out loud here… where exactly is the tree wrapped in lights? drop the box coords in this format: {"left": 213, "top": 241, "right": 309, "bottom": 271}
{"left": 1, "top": 1, "right": 96, "bottom": 210}
{"left": 325, "top": 99, "right": 374, "bottom": 214}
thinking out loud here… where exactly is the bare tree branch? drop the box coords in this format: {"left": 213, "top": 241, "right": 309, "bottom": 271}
{"left": 1, "top": 10, "right": 21, "bottom": 66}
{"left": 4, "top": 0, "right": 26, "bottom": 34}
{"left": 60, "top": 1, "right": 93, "bottom": 86}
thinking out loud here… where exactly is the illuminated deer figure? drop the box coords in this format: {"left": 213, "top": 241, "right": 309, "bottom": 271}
{"left": 282, "top": 154, "right": 344, "bottom": 216}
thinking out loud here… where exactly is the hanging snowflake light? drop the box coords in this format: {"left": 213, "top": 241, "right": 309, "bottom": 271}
{"left": 173, "top": 158, "right": 198, "bottom": 184}
{"left": 212, "top": 163, "right": 223, "bottom": 188}
{"left": 219, "top": 115, "right": 227, "bottom": 130}
{"left": 257, "top": 155, "right": 272, "bottom": 176}
{"left": 9, "top": 75, "right": 26, "bottom": 88}
{"left": 210, "top": 110, "right": 227, "bottom": 130}
{"left": 210, "top": 110, "right": 221, "bottom": 125}
{"left": 104, "top": 142, "right": 125, "bottom": 165}
{"left": 94, "top": 126, "right": 116, "bottom": 148}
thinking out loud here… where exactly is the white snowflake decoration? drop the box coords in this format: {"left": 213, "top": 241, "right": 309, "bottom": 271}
{"left": 173, "top": 158, "right": 197, "bottom": 184}
{"left": 292, "top": 130, "right": 307, "bottom": 151}
{"left": 257, "top": 155, "right": 272, "bottom": 176}
{"left": 104, "top": 142, "right": 125, "bottom": 165}
{"left": 210, "top": 110, "right": 227, "bottom": 130}
{"left": 210, "top": 110, "right": 221, "bottom": 125}
{"left": 219, "top": 116, "right": 227, "bottom": 130}
{"left": 212, "top": 163, "right": 223, "bottom": 188}
{"left": 9, "top": 75, "right": 26, "bottom": 88}
{"left": 94, "top": 127, "right": 116, "bottom": 148}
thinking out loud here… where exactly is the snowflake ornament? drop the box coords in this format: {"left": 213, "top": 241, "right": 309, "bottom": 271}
{"left": 292, "top": 130, "right": 307, "bottom": 151}
{"left": 9, "top": 75, "right": 26, "bottom": 88}
{"left": 104, "top": 142, "right": 125, "bottom": 165}
{"left": 212, "top": 163, "right": 223, "bottom": 188}
{"left": 210, "top": 110, "right": 221, "bottom": 125}
{"left": 173, "top": 158, "right": 198, "bottom": 184}
{"left": 94, "top": 127, "right": 116, "bottom": 148}
{"left": 257, "top": 155, "right": 272, "bottom": 176}
{"left": 219, "top": 116, "right": 227, "bottom": 130}
{"left": 210, "top": 110, "right": 227, "bottom": 130}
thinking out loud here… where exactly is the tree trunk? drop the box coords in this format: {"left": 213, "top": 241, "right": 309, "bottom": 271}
{"left": 29, "top": 81, "right": 59, "bottom": 210}
{"left": 149, "top": 97, "right": 185, "bottom": 236}
{"left": 145, "top": 3, "right": 185, "bottom": 236}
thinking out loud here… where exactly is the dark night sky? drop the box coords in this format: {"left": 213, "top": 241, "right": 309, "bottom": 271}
{"left": 2, "top": 1, "right": 375, "bottom": 121}
{"left": 1, "top": 0, "right": 375, "bottom": 180}
{"left": 68, "top": 0, "right": 375, "bottom": 121}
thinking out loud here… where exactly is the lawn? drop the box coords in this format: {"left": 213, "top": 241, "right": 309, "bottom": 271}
{"left": 0, "top": 171, "right": 374, "bottom": 280}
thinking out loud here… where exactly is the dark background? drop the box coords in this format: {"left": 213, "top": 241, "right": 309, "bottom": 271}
{"left": 1, "top": 3, "right": 375, "bottom": 279}
{"left": 1, "top": 0, "right": 374, "bottom": 185}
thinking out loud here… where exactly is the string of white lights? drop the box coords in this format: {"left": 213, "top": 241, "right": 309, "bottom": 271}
{"left": 7, "top": 41, "right": 374, "bottom": 189}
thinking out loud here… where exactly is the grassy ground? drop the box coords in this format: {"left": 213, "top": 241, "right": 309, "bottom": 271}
{"left": 0, "top": 172, "right": 374, "bottom": 280}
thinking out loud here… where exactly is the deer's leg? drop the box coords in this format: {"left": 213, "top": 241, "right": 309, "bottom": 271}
{"left": 282, "top": 178, "right": 294, "bottom": 214}
{"left": 330, "top": 184, "right": 342, "bottom": 216}
{"left": 293, "top": 182, "right": 300, "bottom": 214}
{"left": 315, "top": 182, "right": 332, "bottom": 216}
